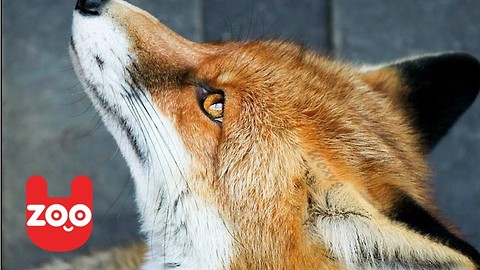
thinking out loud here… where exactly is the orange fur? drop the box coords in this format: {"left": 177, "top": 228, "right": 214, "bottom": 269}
{"left": 69, "top": 1, "right": 479, "bottom": 268}
{"left": 110, "top": 3, "right": 468, "bottom": 267}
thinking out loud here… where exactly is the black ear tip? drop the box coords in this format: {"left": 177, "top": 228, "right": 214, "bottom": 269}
{"left": 397, "top": 52, "right": 480, "bottom": 150}
{"left": 405, "top": 52, "right": 480, "bottom": 90}
{"left": 442, "top": 52, "right": 480, "bottom": 90}
{"left": 446, "top": 51, "right": 480, "bottom": 68}
{"left": 399, "top": 51, "right": 480, "bottom": 105}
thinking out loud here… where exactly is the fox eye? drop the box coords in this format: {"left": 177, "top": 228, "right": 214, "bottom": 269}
{"left": 197, "top": 85, "right": 224, "bottom": 125}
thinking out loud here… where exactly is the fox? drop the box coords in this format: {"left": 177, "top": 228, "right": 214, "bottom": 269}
{"left": 55, "top": 0, "right": 480, "bottom": 269}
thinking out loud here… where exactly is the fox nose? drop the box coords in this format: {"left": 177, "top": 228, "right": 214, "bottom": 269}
{"left": 75, "top": 0, "right": 104, "bottom": 16}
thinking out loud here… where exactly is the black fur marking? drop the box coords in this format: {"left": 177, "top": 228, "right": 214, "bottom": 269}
{"left": 69, "top": 36, "right": 77, "bottom": 55}
{"left": 164, "top": 262, "right": 181, "bottom": 268}
{"left": 396, "top": 52, "right": 480, "bottom": 150}
{"left": 172, "top": 190, "right": 189, "bottom": 215}
{"left": 389, "top": 192, "right": 480, "bottom": 268}
{"left": 94, "top": 55, "right": 104, "bottom": 70}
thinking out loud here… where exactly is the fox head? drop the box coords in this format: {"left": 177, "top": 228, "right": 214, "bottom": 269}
{"left": 70, "top": 0, "right": 480, "bottom": 269}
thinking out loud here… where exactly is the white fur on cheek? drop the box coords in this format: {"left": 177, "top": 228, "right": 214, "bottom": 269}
{"left": 71, "top": 10, "right": 232, "bottom": 270}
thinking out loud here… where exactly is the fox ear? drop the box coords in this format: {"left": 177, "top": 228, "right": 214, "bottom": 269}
{"left": 310, "top": 182, "right": 480, "bottom": 269}
{"left": 362, "top": 52, "right": 480, "bottom": 151}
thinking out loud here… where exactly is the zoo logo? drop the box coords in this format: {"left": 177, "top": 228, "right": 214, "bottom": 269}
{"left": 26, "top": 176, "right": 93, "bottom": 252}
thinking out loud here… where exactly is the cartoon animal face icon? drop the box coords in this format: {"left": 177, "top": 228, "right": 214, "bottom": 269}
{"left": 26, "top": 176, "right": 93, "bottom": 252}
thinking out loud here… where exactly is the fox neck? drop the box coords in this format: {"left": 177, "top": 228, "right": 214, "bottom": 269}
{"left": 135, "top": 172, "right": 232, "bottom": 270}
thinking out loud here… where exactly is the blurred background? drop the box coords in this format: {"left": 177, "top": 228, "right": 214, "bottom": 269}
{"left": 2, "top": 0, "right": 480, "bottom": 269}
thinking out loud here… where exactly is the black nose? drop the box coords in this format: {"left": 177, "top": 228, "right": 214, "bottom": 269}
{"left": 75, "top": 0, "right": 104, "bottom": 16}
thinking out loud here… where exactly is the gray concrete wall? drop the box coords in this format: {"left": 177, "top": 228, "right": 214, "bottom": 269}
{"left": 2, "top": 0, "right": 479, "bottom": 269}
